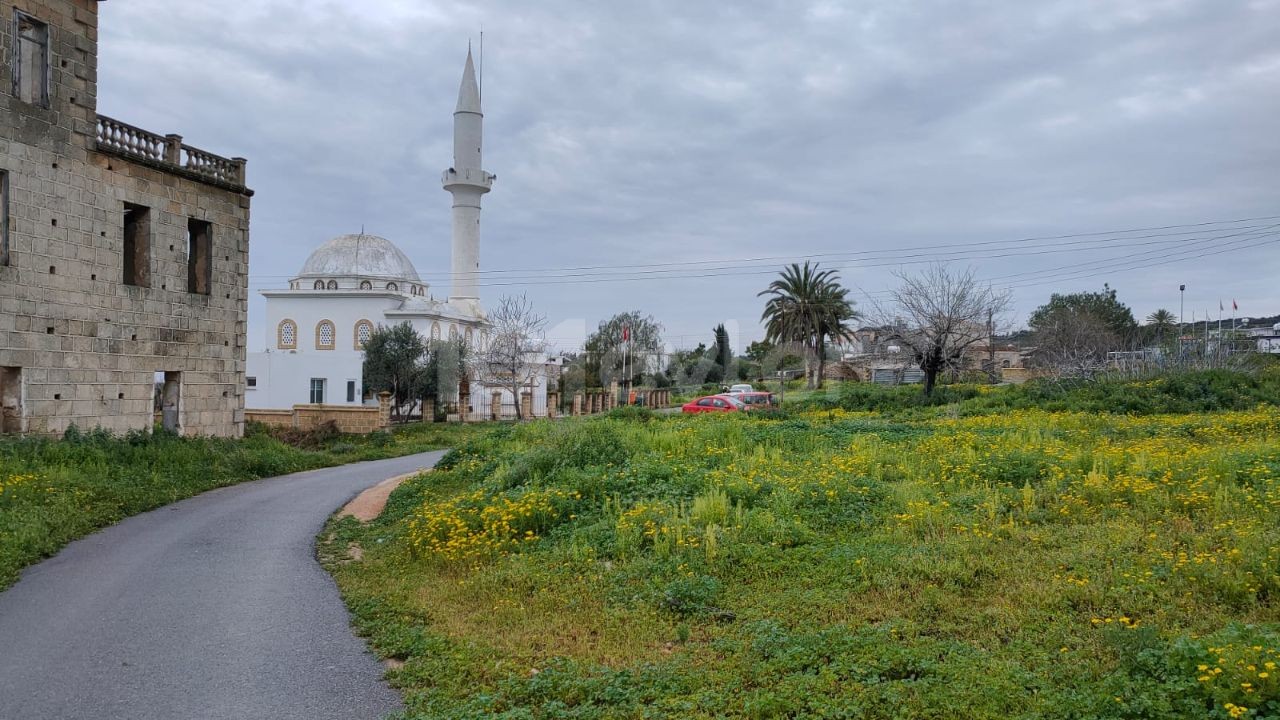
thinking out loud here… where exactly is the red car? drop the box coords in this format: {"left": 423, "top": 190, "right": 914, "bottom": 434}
{"left": 733, "top": 391, "right": 777, "bottom": 409}
{"left": 681, "top": 394, "right": 746, "bottom": 414}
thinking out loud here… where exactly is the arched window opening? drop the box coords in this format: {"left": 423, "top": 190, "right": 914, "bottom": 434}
{"left": 359, "top": 280, "right": 372, "bottom": 290}
{"left": 354, "top": 320, "right": 373, "bottom": 349}
{"left": 313, "top": 280, "right": 324, "bottom": 290}
{"left": 277, "top": 319, "right": 297, "bottom": 349}
{"left": 316, "top": 320, "right": 336, "bottom": 350}
{"left": 430, "top": 322, "right": 441, "bottom": 341}
{"left": 386, "top": 282, "right": 398, "bottom": 292}
{"left": 326, "top": 279, "right": 338, "bottom": 290}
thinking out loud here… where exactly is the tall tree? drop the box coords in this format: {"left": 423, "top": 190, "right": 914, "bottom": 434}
{"left": 880, "top": 265, "right": 1011, "bottom": 395}
{"left": 1029, "top": 285, "right": 1138, "bottom": 376}
{"left": 1146, "top": 308, "right": 1177, "bottom": 345}
{"left": 476, "top": 294, "right": 548, "bottom": 420}
{"left": 712, "top": 324, "right": 732, "bottom": 379}
{"left": 1029, "top": 285, "right": 1138, "bottom": 340}
{"left": 419, "top": 339, "right": 468, "bottom": 415}
{"left": 362, "top": 322, "right": 427, "bottom": 422}
{"left": 583, "top": 311, "right": 664, "bottom": 388}
{"left": 758, "top": 261, "right": 857, "bottom": 389}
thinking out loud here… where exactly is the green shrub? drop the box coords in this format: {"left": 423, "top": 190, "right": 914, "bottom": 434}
{"left": 661, "top": 574, "right": 723, "bottom": 617}
{"left": 608, "top": 405, "right": 655, "bottom": 422}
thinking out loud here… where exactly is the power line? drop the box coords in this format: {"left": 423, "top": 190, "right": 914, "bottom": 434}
{"left": 246, "top": 224, "right": 1280, "bottom": 291}
{"left": 245, "top": 214, "right": 1280, "bottom": 282}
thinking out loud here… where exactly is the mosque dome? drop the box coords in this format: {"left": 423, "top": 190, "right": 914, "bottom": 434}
{"left": 298, "top": 233, "right": 421, "bottom": 281}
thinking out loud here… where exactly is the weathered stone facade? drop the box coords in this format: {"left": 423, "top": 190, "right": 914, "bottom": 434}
{"left": 0, "top": 0, "right": 252, "bottom": 436}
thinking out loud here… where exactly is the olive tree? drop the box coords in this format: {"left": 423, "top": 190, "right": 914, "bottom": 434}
{"left": 877, "top": 265, "right": 1010, "bottom": 396}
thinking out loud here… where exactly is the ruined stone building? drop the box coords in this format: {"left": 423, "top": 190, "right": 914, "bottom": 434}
{"left": 0, "top": 0, "right": 252, "bottom": 436}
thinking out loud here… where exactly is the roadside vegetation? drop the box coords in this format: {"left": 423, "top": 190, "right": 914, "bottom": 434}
{"left": 0, "top": 420, "right": 481, "bottom": 590}
{"left": 324, "top": 369, "right": 1280, "bottom": 719}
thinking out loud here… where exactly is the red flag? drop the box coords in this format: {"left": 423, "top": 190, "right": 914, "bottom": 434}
{"left": 622, "top": 326, "right": 630, "bottom": 342}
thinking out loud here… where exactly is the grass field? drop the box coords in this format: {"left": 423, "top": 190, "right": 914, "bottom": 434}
{"left": 0, "top": 421, "right": 482, "bottom": 590}
{"left": 324, "top": 371, "right": 1280, "bottom": 719}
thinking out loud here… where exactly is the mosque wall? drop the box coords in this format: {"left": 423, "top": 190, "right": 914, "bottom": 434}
{"left": 0, "top": 0, "right": 252, "bottom": 436}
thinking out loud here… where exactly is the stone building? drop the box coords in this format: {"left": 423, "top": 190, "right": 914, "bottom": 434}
{"left": 0, "top": 0, "right": 253, "bottom": 436}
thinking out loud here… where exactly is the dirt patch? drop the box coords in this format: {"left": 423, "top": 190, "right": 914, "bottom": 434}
{"left": 338, "top": 470, "right": 427, "bottom": 522}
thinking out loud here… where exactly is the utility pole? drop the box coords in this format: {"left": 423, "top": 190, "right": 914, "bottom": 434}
{"left": 1179, "top": 284, "right": 1186, "bottom": 360}
{"left": 987, "top": 308, "right": 996, "bottom": 384}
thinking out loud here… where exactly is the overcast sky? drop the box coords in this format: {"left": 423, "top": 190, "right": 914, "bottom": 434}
{"left": 96, "top": 0, "right": 1280, "bottom": 352}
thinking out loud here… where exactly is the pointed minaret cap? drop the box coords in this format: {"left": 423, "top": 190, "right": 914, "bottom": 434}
{"left": 455, "top": 48, "right": 482, "bottom": 114}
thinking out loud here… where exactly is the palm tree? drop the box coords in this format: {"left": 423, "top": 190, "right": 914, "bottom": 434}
{"left": 1146, "top": 308, "right": 1176, "bottom": 345}
{"left": 758, "top": 262, "right": 857, "bottom": 389}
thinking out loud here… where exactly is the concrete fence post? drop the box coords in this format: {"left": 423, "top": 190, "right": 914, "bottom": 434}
{"left": 377, "top": 391, "right": 392, "bottom": 428}
{"left": 573, "top": 392, "right": 583, "bottom": 416}
{"left": 521, "top": 391, "right": 533, "bottom": 419}
{"left": 491, "top": 391, "right": 502, "bottom": 421}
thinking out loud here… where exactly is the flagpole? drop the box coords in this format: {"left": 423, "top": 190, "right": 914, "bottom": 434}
{"left": 1218, "top": 303, "right": 1223, "bottom": 363}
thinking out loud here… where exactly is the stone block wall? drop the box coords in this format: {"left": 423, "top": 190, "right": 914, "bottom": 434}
{"left": 0, "top": 0, "right": 252, "bottom": 436}
{"left": 245, "top": 392, "right": 392, "bottom": 434}
{"left": 243, "top": 409, "right": 292, "bottom": 429}
{"left": 292, "top": 404, "right": 385, "bottom": 434}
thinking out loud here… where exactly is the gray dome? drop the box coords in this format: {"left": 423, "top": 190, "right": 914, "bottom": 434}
{"left": 298, "top": 234, "right": 421, "bottom": 281}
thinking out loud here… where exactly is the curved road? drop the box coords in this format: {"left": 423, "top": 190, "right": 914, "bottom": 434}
{"left": 0, "top": 450, "right": 446, "bottom": 720}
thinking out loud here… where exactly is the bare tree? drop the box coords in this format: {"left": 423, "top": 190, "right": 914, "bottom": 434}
{"left": 476, "top": 294, "right": 548, "bottom": 419}
{"left": 1029, "top": 308, "right": 1119, "bottom": 378}
{"left": 876, "top": 265, "right": 1011, "bottom": 395}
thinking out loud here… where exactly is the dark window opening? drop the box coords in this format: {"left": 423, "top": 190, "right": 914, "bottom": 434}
{"left": 122, "top": 203, "right": 151, "bottom": 287}
{"left": 1, "top": 367, "right": 23, "bottom": 434}
{"left": 0, "top": 170, "right": 8, "bottom": 267}
{"left": 346, "top": 380, "right": 356, "bottom": 403}
{"left": 309, "top": 378, "right": 325, "bottom": 404}
{"left": 187, "top": 219, "right": 212, "bottom": 295}
{"left": 246, "top": 376, "right": 257, "bottom": 388}
{"left": 13, "top": 11, "right": 49, "bottom": 107}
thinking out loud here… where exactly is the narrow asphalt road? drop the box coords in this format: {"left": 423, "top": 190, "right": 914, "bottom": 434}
{"left": 0, "top": 450, "right": 446, "bottom": 720}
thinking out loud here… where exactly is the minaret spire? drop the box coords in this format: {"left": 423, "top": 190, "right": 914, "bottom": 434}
{"left": 456, "top": 47, "right": 481, "bottom": 114}
{"left": 443, "top": 46, "right": 494, "bottom": 314}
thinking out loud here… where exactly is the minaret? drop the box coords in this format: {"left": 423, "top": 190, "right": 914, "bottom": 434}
{"left": 443, "top": 48, "right": 493, "bottom": 315}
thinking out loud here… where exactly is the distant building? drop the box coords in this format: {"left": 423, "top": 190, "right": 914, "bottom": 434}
{"left": 1, "top": 0, "right": 252, "bottom": 436}
{"left": 246, "top": 50, "right": 550, "bottom": 418}
{"left": 1256, "top": 323, "right": 1280, "bottom": 354}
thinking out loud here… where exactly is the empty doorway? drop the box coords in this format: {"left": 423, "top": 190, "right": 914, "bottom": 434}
{"left": 155, "top": 371, "right": 181, "bottom": 433}
{"left": 0, "top": 367, "right": 22, "bottom": 434}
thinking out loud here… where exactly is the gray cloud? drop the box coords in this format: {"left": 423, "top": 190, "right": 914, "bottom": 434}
{"left": 96, "top": 0, "right": 1280, "bottom": 351}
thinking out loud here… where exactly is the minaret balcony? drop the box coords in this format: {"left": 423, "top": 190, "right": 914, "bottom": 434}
{"left": 442, "top": 167, "right": 495, "bottom": 192}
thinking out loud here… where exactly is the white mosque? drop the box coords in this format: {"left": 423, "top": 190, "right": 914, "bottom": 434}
{"left": 246, "top": 50, "right": 547, "bottom": 417}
